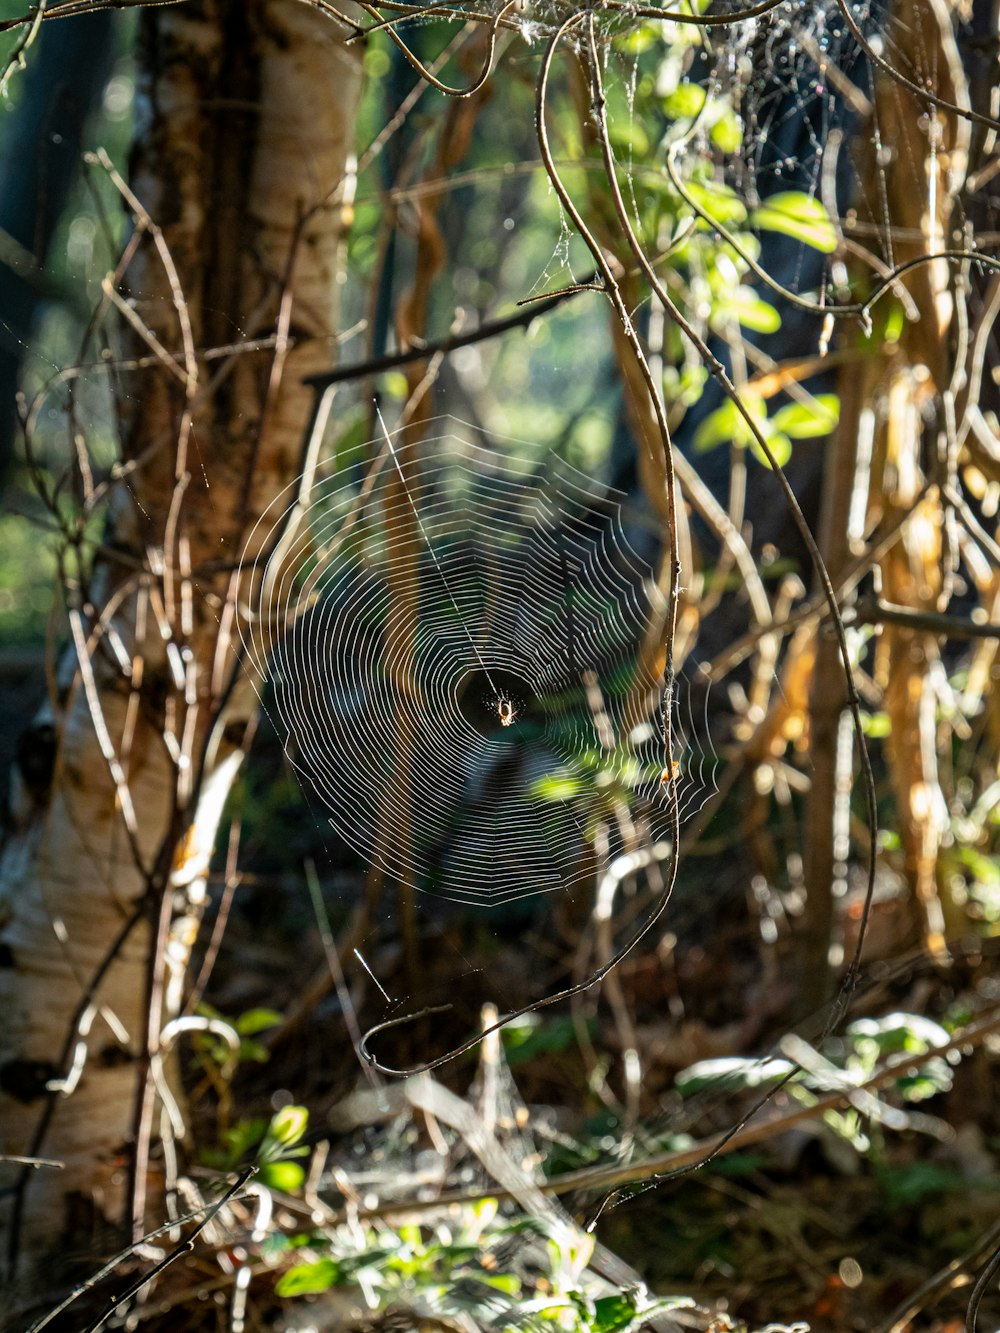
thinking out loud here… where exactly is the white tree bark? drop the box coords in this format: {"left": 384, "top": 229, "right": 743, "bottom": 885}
{"left": 0, "top": 0, "right": 360, "bottom": 1291}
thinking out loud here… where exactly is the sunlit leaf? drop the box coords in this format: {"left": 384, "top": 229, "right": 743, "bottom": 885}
{"left": 675, "top": 1056, "right": 796, "bottom": 1096}
{"left": 684, "top": 179, "right": 748, "bottom": 226}
{"left": 770, "top": 394, "right": 839, "bottom": 438}
{"left": 530, "top": 772, "right": 582, "bottom": 802}
{"left": 710, "top": 107, "right": 743, "bottom": 154}
{"left": 275, "top": 1258, "right": 340, "bottom": 1297}
{"left": 693, "top": 397, "right": 765, "bottom": 453}
{"left": 961, "top": 847, "right": 1000, "bottom": 886}
{"left": 261, "top": 1160, "right": 306, "bottom": 1192}
{"left": 750, "top": 431, "right": 792, "bottom": 469}
{"left": 729, "top": 287, "right": 781, "bottom": 333}
{"left": 592, "top": 1293, "right": 639, "bottom": 1331}
{"left": 615, "top": 21, "right": 660, "bottom": 54}
{"left": 481, "top": 1272, "right": 521, "bottom": 1295}
{"left": 860, "top": 711, "right": 892, "bottom": 738}
{"left": 236, "top": 1007, "right": 284, "bottom": 1036}
{"left": 267, "top": 1104, "right": 309, "bottom": 1147}
{"left": 751, "top": 191, "right": 837, "bottom": 253}
{"left": 662, "top": 83, "right": 706, "bottom": 119}
{"left": 847, "top": 1012, "right": 950, "bottom": 1053}
{"left": 609, "top": 120, "right": 650, "bottom": 156}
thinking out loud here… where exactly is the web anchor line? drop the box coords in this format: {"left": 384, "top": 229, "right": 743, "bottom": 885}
{"left": 375, "top": 405, "right": 505, "bottom": 711}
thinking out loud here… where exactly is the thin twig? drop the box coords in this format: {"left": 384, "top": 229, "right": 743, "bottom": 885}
{"left": 79, "top": 1167, "right": 257, "bottom": 1333}
{"left": 966, "top": 1236, "right": 1000, "bottom": 1333}
{"left": 851, "top": 595, "right": 1000, "bottom": 640}
{"left": 304, "top": 279, "right": 596, "bottom": 390}
{"left": 342, "top": 1006, "right": 1000, "bottom": 1222}
{"left": 876, "top": 1213, "right": 1000, "bottom": 1333}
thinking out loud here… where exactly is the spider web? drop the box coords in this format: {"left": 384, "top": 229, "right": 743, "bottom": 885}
{"left": 239, "top": 415, "right": 717, "bottom": 912}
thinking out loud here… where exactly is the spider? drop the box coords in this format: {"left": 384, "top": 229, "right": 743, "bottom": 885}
{"left": 497, "top": 697, "right": 517, "bottom": 727}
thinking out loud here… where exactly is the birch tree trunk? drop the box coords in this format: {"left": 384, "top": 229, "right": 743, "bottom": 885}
{"left": 0, "top": 0, "right": 360, "bottom": 1293}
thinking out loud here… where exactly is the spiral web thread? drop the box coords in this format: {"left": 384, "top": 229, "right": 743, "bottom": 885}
{"left": 239, "top": 416, "right": 717, "bottom": 909}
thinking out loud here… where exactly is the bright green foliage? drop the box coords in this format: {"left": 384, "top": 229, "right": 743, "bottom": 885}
{"left": 694, "top": 391, "right": 839, "bottom": 469}
{"left": 202, "top": 1103, "right": 310, "bottom": 1193}
{"left": 255, "top": 1104, "right": 311, "bottom": 1192}
{"left": 275, "top": 1258, "right": 341, "bottom": 1296}
{"left": 273, "top": 1197, "right": 692, "bottom": 1330}
{"left": 192, "top": 1003, "right": 283, "bottom": 1071}
{"left": 675, "top": 1012, "right": 958, "bottom": 1161}
{"left": 750, "top": 191, "right": 838, "bottom": 253}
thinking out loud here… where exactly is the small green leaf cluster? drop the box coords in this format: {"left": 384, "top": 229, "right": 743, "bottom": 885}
{"left": 843, "top": 1013, "right": 955, "bottom": 1104}
{"left": 202, "top": 1102, "right": 310, "bottom": 1193}
{"left": 274, "top": 1198, "right": 691, "bottom": 1331}
{"left": 694, "top": 392, "right": 839, "bottom": 469}
{"left": 600, "top": 20, "right": 842, "bottom": 445}
{"left": 193, "top": 1003, "right": 283, "bottom": 1070}
{"left": 500, "top": 1013, "right": 591, "bottom": 1067}
{"left": 675, "top": 1012, "right": 956, "bottom": 1154}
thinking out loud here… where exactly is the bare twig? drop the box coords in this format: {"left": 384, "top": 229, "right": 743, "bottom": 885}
{"left": 344, "top": 1006, "right": 1000, "bottom": 1222}
{"left": 30, "top": 1167, "right": 258, "bottom": 1333}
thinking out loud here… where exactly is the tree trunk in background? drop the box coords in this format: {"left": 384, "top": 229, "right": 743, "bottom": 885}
{"left": 801, "top": 0, "right": 971, "bottom": 1009}
{"left": 0, "top": 0, "right": 360, "bottom": 1294}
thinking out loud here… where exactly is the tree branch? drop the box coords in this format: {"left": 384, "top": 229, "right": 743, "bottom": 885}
{"left": 302, "top": 279, "right": 597, "bottom": 390}
{"left": 851, "top": 595, "right": 1000, "bottom": 641}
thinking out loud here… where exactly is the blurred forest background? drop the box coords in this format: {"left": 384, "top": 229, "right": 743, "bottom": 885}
{"left": 2, "top": 0, "right": 1000, "bottom": 1330}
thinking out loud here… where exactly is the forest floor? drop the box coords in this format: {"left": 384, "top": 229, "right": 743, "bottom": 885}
{"left": 174, "top": 745, "right": 1000, "bottom": 1333}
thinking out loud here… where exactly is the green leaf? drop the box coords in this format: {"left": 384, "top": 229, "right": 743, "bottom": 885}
{"left": 860, "top": 711, "right": 892, "bottom": 738}
{"left": 236, "top": 1008, "right": 284, "bottom": 1036}
{"left": 239, "top": 1038, "right": 270, "bottom": 1064}
{"left": 770, "top": 394, "right": 839, "bottom": 438}
{"left": 693, "top": 398, "right": 766, "bottom": 453}
{"left": 729, "top": 287, "right": 781, "bottom": 334}
{"left": 615, "top": 21, "right": 660, "bottom": 55}
{"left": 750, "top": 432, "right": 792, "bottom": 469}
{"left": 267, "top": 1104, "right": 309, "bottom": 1148}
{"left": 382, "top": 370, "right": 409, "bottom": 400}
{"left": 960, "top": 847, "right": 1000, "bottom": 886}
{"left": 878, "top": 1163, "right": 968, "bottom": 1208}
{"left": 275, "top": 1258, "right": 341, "bottom": 1297}
{"left": 261, "top": 1160, "right": 306, "bottom": 1192}
{"left": 751, "top": 192, "right": 837, "bottom": 253}
{"left": 530, "top": 771, "right": 582, "bottom": 802}
{"left": 592, "top": 1293, "right": 640, "bottom": 1332}
{"left": 662, "top": 83, "right": 706, "bottom": 119}
{"left": 481, "top": 1273, "right": 521, "bottom": 1295}
{"left": 710, "top": 107, "right": 743, "bottom": 154}
{"left": 684, "top": 179, "right": 747, "bottom": 226}
{"left": 847, "top": 1012, "right": 950, "bottom": 1053}
{"left": 609, "top": 120, "right": 650, "bottom": 157}
{"left": 881, "top": 299, "right": 907, "bottom": 344}
{"left": 675, "top": 1056, "right": 795, "bottom": 1096}
{"left": 208, "top": 1117, "right": 265, "bottom": 1168}
{"left": 502, "top": 1015, "right": 585, "bottom": 1066}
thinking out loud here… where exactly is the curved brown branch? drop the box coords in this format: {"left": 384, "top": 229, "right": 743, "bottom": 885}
{"left": 585, "top": 35, "right": 879, "bottom": 1031}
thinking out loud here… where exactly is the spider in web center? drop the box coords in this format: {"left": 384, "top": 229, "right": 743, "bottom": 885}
{"left": 496, "top": 696, "right": 517, "bottom": 728}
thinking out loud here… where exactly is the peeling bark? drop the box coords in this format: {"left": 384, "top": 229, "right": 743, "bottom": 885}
{"left": 0, "top": 0, "right": 360, "bottom": 1288}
